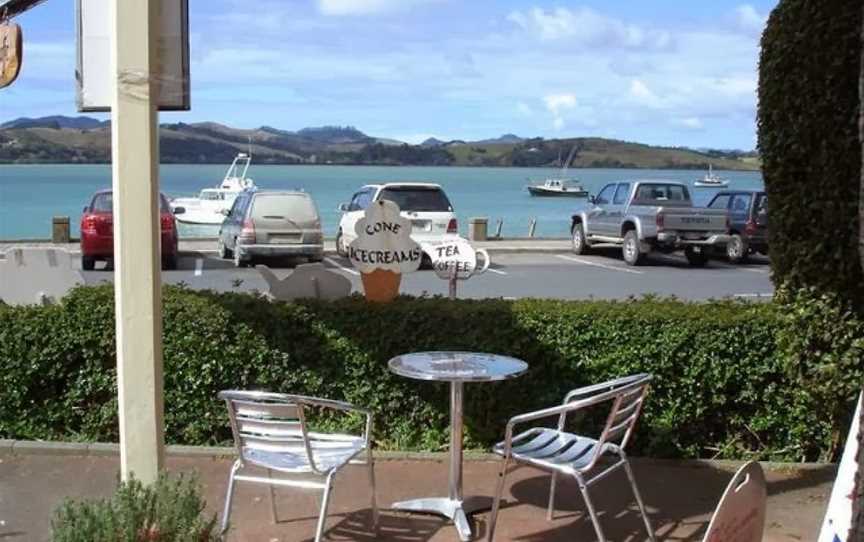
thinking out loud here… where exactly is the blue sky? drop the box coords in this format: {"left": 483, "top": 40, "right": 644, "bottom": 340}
{"left": 2, "top": 0, "right": 777, "bottom": 149}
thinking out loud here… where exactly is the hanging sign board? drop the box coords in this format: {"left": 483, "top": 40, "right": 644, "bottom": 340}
{"left": 0, "top": 21, "right": 22, "bottom": 88}
{"left": 425, "top": 237, "right": 490, "bottom": 281}
{"left": 702, "top": 461, "right": 766, "bottom": 542}
{"left": 75, "top": 0, "right": 190, "bottom": 111}
{"left": 347, "top": 199, "right": 422, "bottom": 303}
{"left": 818, "top": 392, "right": 862, "bottom": 542}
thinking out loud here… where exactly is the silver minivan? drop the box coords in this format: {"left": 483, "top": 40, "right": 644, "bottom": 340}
{"left": 218, "top": 190, "right": 324, "bottom": 267}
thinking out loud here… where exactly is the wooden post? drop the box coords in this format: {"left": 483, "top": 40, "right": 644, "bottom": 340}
{"left": 111, "top": 0, "right": 164, "bottom": 483}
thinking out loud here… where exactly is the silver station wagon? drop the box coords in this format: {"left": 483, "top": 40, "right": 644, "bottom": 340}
{"left": 218, "top": 190, "right": 324, "bottom": 267}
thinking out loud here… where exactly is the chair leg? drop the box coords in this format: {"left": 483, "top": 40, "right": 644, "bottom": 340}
{"left": 486, "top": 456, "right": 510, "bottom": 542}
{"left": 575, "top": 473, "right": 606, "bottom": 542}
{"left": 267, "top": 468, "right": 279, "bottom": 524}
{"left": 367, "top": 448, "right": 379, "bottom": 531}
{"left": 220, "top": 460, "right": 242, "bottom": 534}
{"left": 547, "top": 471, "right": 558, "bottom": 521}
{"left": 314, "top": 471, "right": 336, "bottom": 542}
{"left": 622, "top": 458, "right": 656, "bottom": 542}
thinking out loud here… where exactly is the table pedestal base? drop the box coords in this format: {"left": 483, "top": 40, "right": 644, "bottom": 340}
{"left": 393, "top": 496, "right": 493, "bottom": 541}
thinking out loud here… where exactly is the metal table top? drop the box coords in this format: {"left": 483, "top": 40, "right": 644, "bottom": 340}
{"left": 388, "top": 351, "right": 528, "bottom": 383}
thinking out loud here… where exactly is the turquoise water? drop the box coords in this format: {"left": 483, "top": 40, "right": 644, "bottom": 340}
{"left": 0, "top": 164, "right": 763, "bottom": 239}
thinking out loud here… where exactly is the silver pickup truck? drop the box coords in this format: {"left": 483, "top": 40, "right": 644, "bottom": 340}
{"left": 571, "top": 180, "right": 729, "bottom": 266}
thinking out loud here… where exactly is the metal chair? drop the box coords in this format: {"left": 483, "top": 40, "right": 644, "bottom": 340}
{"left": 487, "top": 373, "right": 656, "bottom": 542}
{"left": 218, "top": 390, "right": 378, "bottom": 541}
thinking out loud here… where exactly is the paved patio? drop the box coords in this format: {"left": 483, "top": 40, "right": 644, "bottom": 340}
{"left": 0, "top": 451, "right": 833, "bottom": 541}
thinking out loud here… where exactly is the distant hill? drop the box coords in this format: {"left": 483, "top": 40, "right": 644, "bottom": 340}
{"left": 1, "top": 115, "right": 108, "bottom": 130}
{"left": 0, "top": 115, "right": 760, "bottom": 170}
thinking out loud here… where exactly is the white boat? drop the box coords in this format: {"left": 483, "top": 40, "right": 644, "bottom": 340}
{"left": 526, "top": 145, "right": 589, "bottom": 197}
{"left": 171, "top": 153, "right": 256, "bottom": 225}
{"left": 527, "top": 179, "right": 589, "bottom": 197}
{"left": 694, "top": 165, "right": 730, "bottom": 188}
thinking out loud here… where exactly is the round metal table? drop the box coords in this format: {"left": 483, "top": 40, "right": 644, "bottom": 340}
{"left": 388, "top": 351, "right": 528, "bottom": 541}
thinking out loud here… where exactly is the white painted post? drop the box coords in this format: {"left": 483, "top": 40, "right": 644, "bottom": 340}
{"left": 111, "top": 0, "right": 164, "bottom": 483}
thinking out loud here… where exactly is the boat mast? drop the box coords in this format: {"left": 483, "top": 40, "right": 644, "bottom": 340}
{"left": 561, "top": 144, "right": 578, "bottom": 177}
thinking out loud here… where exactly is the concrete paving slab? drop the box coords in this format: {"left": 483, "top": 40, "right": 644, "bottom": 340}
{"left": 0, "top": 454, "right": 833, "bottom": 542}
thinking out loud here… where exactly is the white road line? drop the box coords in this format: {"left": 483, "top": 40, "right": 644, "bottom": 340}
{"left": 734, "top": 293, "right": 773, "bottom": 298}
{"left": 555, "top": 254, "right": 644, "bottom": 275}
{"left": 738, "top": 267, "right": 770, "bottom": 274}
{"left": 487, "top": 267, "right": 508, "bottom": 275}
{"left": 325, "top": 257, "right": 360, "bottom": 276}
{"left": 194, "top": 258, "right": 203, "bottom": 277}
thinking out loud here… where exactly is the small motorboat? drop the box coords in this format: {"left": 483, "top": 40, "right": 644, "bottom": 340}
{"left": 694, "top": 164, "right": 730, "bottom": 188}
{"left": 527, "top": 179, "right": 589, "bottom": 197}
{"left": 526, "top": 144, "right": 589, "bottom": 197}
{"left": 171, "top": 152, "right": 256, "bottom": 225}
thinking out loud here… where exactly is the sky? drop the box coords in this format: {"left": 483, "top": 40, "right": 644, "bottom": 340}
{"left": 1, "top": 0, "right": 777, "bottom": 149}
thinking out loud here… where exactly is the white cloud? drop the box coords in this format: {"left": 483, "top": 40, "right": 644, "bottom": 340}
{"left": 544, "top": 93, "right": 577, "bottom": 115}
{"left": 735, "top": 4, "right": 768, "bottom": 36}
{"left": 507, "top": 6, "right": 672, "bottom": 50}
{"left": 675, "top": 117, "right": 704, "bottom": 130}
{"left": 544, "top": 93, "right": 579, "bottom": 131}
{"left": 629, "top": 79, "right": 661, "bottom": 107}
{"left": 317, "top": 0, "right": 436, "bottom": 16}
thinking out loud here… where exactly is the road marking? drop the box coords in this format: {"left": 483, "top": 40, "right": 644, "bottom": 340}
{"left": 555, "top": 254, "right": 644, "bottom": 274}
{"left": 194, "top": 258, "right": 203, "bottom": 277}
{"left": 487, "top": 267, "right": 507, "bottom": 275}
{"left": 325, "top": 257, "right": 360, "bottom": 276}
{"left": 734, "top": 293, "right": 773, "bottom": 298}
{"left": 737, "top": 267, "right": 770, "bottom": 274}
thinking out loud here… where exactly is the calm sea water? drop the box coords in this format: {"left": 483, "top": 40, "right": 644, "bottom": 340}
{"left": 0, "top": 164, "right": 763, "bottom": 239}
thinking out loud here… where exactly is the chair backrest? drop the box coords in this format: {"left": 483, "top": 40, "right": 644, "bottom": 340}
{"left": 558, "top": 373, "right": 652, "bottom": 469}
{"left": 219, "top": 390, "right": 319, "bottom": 471}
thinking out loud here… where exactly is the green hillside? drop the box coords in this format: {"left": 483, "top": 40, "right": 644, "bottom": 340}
{"left": 0, "top": 117, "right": 760, "bottom": 170}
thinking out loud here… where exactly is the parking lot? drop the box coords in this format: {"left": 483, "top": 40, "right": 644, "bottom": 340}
{"left": 79, "top": 248, "right": 773, "bottom": 301}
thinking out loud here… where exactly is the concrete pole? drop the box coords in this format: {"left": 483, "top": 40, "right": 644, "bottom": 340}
{"left": 111, "top": 0, "right": 164, "bottom": 483}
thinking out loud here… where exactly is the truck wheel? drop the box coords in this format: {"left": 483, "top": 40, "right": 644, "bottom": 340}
{"left": 162, "top": 254, "right": 178, "bottom": 271}
{"left": 234, "top": 243, "right": 248, "bottom": 268}
{"left": 622, "top": 231, "right": 644, "bottom": 266}
{"left": 571, "top": 223, "right": 591, "bottom": 255}
{"left": 685, "top": 246, "right": 709, "bottom": 267}
{"left": 218, "top": 238, "right": 233, "bottom": 259}
{"left": 82, "top": 256, "right": 95, "bottom": 271}
{"left": 726, "top": 234, "right": 749, "bottom": 264}
{"left": 335, "top": 230, "right": 347, "bottom": 257}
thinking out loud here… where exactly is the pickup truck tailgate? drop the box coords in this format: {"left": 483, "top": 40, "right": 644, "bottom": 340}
{"left": 660, "top": 208, "right": 727, "bottom": 232}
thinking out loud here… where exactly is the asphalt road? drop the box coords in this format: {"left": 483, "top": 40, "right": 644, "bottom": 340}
{"left": 80, "top": 249, "right": 774, "bottom": 301}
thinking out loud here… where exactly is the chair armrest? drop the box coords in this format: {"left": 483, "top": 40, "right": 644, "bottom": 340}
{"left": 308, "top": 398, "right": 374, "bottom": 446}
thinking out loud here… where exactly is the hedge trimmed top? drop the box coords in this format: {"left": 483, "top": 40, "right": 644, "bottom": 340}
{"left": 758, "top": 0, "right": 863, "bottom": 305}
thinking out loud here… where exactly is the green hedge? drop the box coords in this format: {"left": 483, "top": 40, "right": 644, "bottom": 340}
{"left": 0, "top": 285, "right": 861, "bottom": 462}
{"left": 758, "top": 0, "right": 863, "bottom": 304}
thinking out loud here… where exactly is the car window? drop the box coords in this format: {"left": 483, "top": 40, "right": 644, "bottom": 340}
{"left": 709, "top": 194, "right": 731, "bottom": 209}
{"left": 90, "top": 193, "right": 112, "bottom": 212}
{"left": 595, "top": 184, "right": 616, "bottom": 205}
{"left": 90, "top": 193, "right": 170, "bottom": 213}
{"left": 356, "top": 189, "right": 374, "bottom": 210}
{"left": 252, "top": 194, "right": 318, "bottom": 222}
{"left": 613, "top": 183, "right": 631, "bottom": 205}
{"left": 755, "top": 194, "right": 768, "bottom": 214}
{"left": 731, "top": 194, "right": 751, "bottom": 213}
{"left": 230, "top": 195, "right": 247, "bottom": 218}
{"left": 378, "top": 186, "right": 453, "bottom": 212}
{"left": 633, "top": 184, "right": 691, "bottom": 204}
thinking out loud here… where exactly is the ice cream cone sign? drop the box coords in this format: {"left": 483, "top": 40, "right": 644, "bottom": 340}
{"left": 347, "top": 200, "right": 422, "bottom": 302}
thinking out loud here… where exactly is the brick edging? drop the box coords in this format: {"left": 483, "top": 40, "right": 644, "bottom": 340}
{"left": 0, "top": 439, "right": 835, "bottom": 472}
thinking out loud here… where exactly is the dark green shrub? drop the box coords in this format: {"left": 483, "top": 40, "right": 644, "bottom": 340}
{"left": 758, "top": 0, "right": 864, "bottom": 304}
{"left": 0, "top": 285, "right": 861, "bottom": 461}
{"left": 51, "top": 473, "right": 218, "bottom": 542}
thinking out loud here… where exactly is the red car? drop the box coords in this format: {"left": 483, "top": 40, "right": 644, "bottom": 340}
{"left": 80, "top": 190, "right": 179, "bottom": 271}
